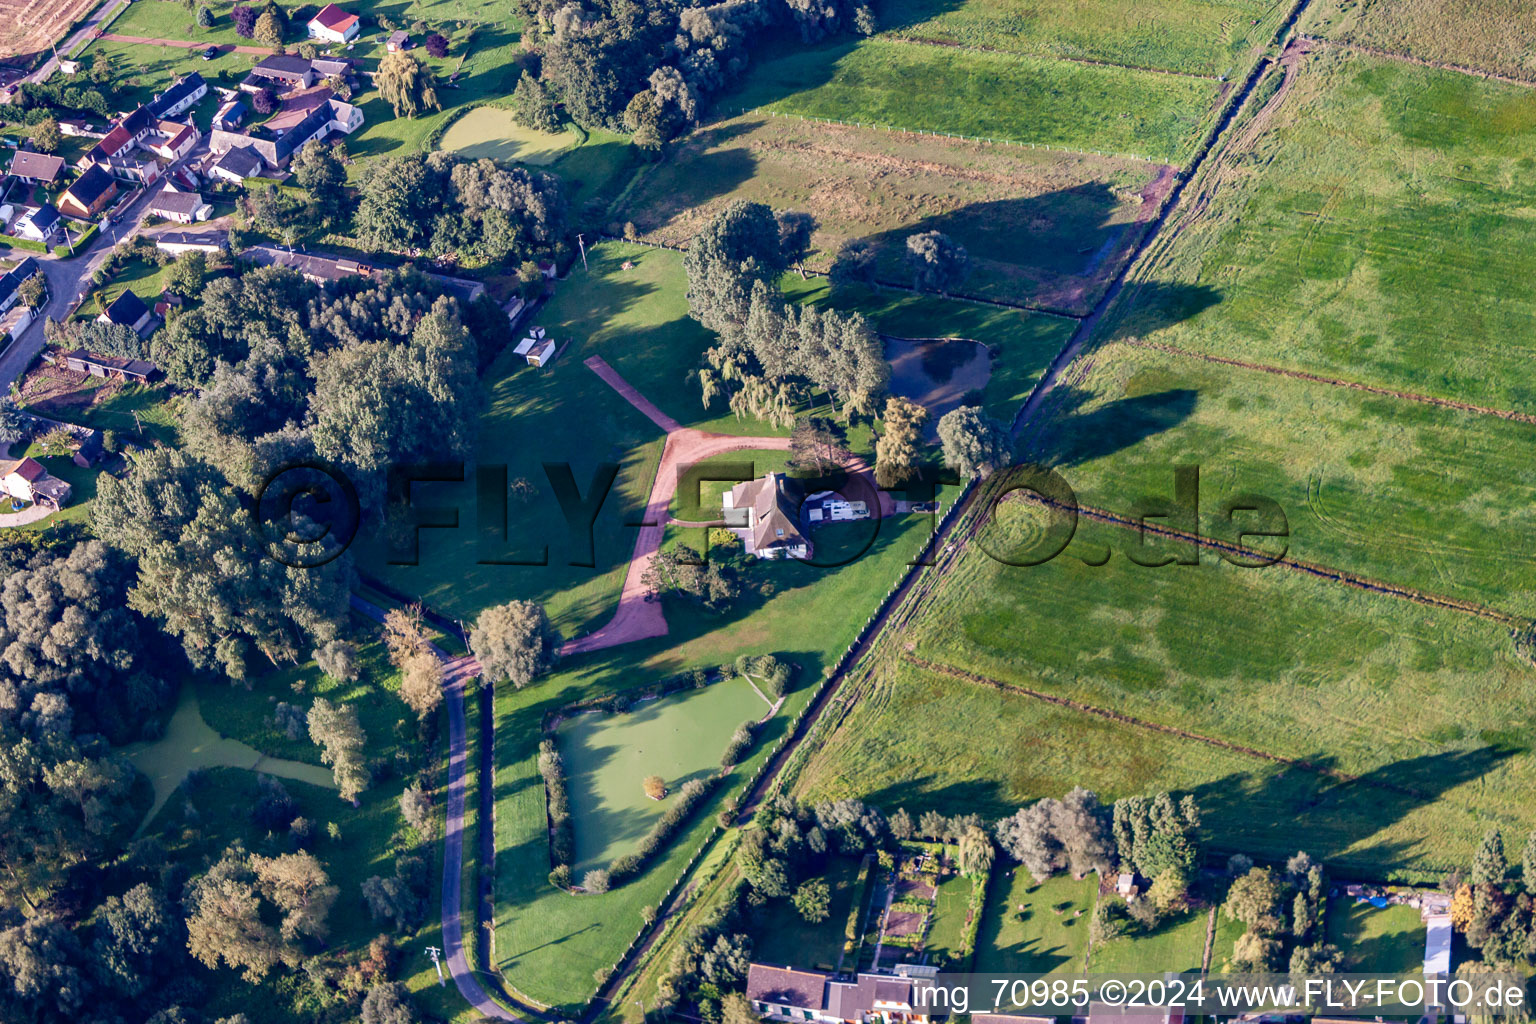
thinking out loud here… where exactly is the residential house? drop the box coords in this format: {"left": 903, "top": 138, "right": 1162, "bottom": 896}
{"left": 208, "top": 145, "right": 265, "bottom": 184}
{"left": 0, "top": 457, "right": 70, "bottom": 510}
{"left": 58, "top": 165, "right": 118, "bottom": 218}
{"left": 98, "top": 290, "right": 152, "bottom": 333}
{"left": 240, "top": 245, "right": 485, "bottom": 303}
{"left": 12, "top": 204, "right": 64, "bottom": 245}
{"left": 62, "top": 349, "right": 156, "bottom": 382}
{"left": 307, "top": 3, "right": 360, "bottom": 44}
{"left": 212, "top": 98, "right": 247, "bottom": 132}
{"left": 156, "top": 229, "right": 228, "bottom": 256}
{"left": 746, "top": 964, "right": 939, "bottom": 1024}
{"left": 8, "top": 150, "right": 65, "bottom": 185}
{"left": 207, "top": 97, "right": 362, "bottom": 170}
{"left": 149, "top": 72, "right": 207, "bottom": 118}
{"left": 0, "top": 258, "right": 42, "bottom": 312}
{"left": 147, "top": 188, "right": 212, "bottom": 224}
{"left": 242, "top": 54, "right": 319, "bottom": 93}
{"left": 143, "top": 120, "right": 199, "bottom": 161}
{"left": 81, "top": 104, "right": 156, "bottom": 167}
{"left": 386, "top": 30, "right": 411, "bottom": 51}
{"left": 724, "top": 472, "right": 809, "bottom": 559}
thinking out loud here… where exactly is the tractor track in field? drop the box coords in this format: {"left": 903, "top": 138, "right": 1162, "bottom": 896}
{"left": 881, "top": 33, "right": 1228, "bottom": 80}
{"left": 902, "top": 654, "right": 1438, "bottom": 799}
{"left": 991, "top": 488, "right": 1524, "bottom": 625}
{"left": 1124, "top": 338, "right": 1536, "bottom": 425}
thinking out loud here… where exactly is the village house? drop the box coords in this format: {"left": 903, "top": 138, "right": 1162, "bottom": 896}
{"left": 307, "top": 3, "right": 360, "bottom": 44}
{"left": 208, "top": 145, "right": 265, "bottom": 184}
{"left": 98, "top": 290, "right": 152, "bottom": 333}
{"left": 61, "top": 349, "right": 157, "bottom": 382}
{"left": 12, "top": 204, "right": 64, "bottom": 246}
{"left": 142, "top": 120, "right": 200, "bottom": 162}
{"left": 146, "top": 188, "right": 212, "bottom": 224}
{"left": 746, "top": 964, "right": 939, "bottom": 1024}
{"left": 8, "top": 150, "right": 65, "bottom": 185}
{"left": 240, "top": 244, "right": 487, "bottom": 303}
{"left": 208, "top": 97, "right": 363, "bottom": 171}
{"left": 0, "top": 456, "right": 70, "bottom": 510}
{"left": 148, "top": 72, "right": 208, "bottom": 119}
{"left": 724, "top": 472, "right": 810, "bottom": 559}
{"left": 0, "top": 259, "right": 42, "bottom": 313}
{"left": 58, "top": 164, "right": 118, "bottom": 219}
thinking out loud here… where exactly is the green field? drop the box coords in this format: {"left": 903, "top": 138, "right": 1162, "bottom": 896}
{"left": 76, "top": 37, "right": 242, "bottom": 117}
{"left": 974, "top": 870, "right": 1097, "bottom": 974}
{"left": 723, "top": 37, "right": 1221, "bottom": 164}
{"left": 749, "top": 854, "right": 867, "bottom": 971}
{"left": 440, "top": 106, "right": 580, "bottom": 163}
{"left": 1027, "top": 341, "right": 1536, "bottom": 618}
{"left": 923, "top": 870, "right": 977, "bottom": 968}
{"left": 491, "top": 513, "right": 933, "bottom": 1010}
{"left": 1107, "top": 51, "right": 1536, "bottom": 410}
{"left": 1326, "top": 899, "right": 1426, "bottom": 973}
{"left": 880, "top": 0, "right": 1283, "bottom": 76}
{"left": 559, "top": 677, "right": 768, "bottom": 873}
{"left": 1087, "top": 904, "right": 1211, "bottom": 972}
{"left": 619, "top": 113, "right": 1162, "bottom": 313}
{"left": 1308, "top": 0, "right": 1536, "bottom": 81}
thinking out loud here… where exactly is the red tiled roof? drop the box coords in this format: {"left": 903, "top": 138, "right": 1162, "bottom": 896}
{"left": 310, "top": 3, "right": 358, "bottom": 30}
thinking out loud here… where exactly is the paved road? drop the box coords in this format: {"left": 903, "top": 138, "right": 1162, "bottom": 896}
{"left": 347, "top": 595, "right": 521, "bottom": 1022}
{"left": 0, "top": 139, "right": 209, "bottom": 390}
{"left": 17, "top": 0, "right": 129, "bottom": 88}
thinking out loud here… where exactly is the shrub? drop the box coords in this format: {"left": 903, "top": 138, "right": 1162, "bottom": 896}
{"left": 549, "top": 864, "right": 571, "bottom": 889}
{"left": 610, "top": 853, "right": 643, "bottom": 880}
{"left": 719, "top": 720, "right": 755, "bottom": 768}
{"left": 583, "top": 869, "right": 611, "bottom": 894}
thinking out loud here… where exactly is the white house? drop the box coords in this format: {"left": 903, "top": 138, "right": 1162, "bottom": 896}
{"left": 12, "top": 205, "right": 64, "bottom": 245}
{"left": 147, "top": 188, "right": 213, "bottom": 224}
{"left": 306, "top": 3, "right": 360, "bottom": 44}
{"left": 0, "top": 457, "right": 71, "bottom": 509}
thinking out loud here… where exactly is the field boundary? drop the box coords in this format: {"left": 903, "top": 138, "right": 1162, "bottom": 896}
{"left": 882, "top": 33, "right": 1227, "bottom": 82}
{"left": 1124, "top": 337, "right": 1536, "bottom": 425}
{"left": 1314, "top": 36, "right": 1536, "bottom": 89}
{"left": 903, "top": 654, "right": 1436, "bottom": 798}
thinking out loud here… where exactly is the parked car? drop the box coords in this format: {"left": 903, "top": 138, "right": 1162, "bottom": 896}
{"left": 201, "top": 46, "right": 218, "bottom": 60}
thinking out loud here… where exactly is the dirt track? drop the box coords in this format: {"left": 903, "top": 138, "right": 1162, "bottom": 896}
{"left": 99, "top": 33, "right": 275, "bottom": 53}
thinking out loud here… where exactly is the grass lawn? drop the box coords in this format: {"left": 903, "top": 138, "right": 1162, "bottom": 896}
{"left": 440, "top": 106, "right": 580, "bottom": 164}
{"left": 749, "top": 854, "right": 866, "bottom": 971}
{"left": 491, "top": 513, "right": 932, "bottom": 1011}
{"left": 1087, "top": 904, "right": 1210, "bottom": 973}
{"left": 80, "top": 37, "right": 258, "bottom": 116}
{"left": 559, "top": 676, "right": 768, "bottom": 873}
{"left": 722, "top": 37, "right": 1221, "bottom": 165}
{"left": 619, "top": 113, "right": 1163, "bottom": 314}
{"left": 32, "top": 380, "right": 182, "bottom": 449}
{"left": 17, "top": 445, "right": 100, "bottom": 530}
{"left": 879, "top": 0, "right": 1284, "bottom": 77}
{"left": 974, "top": 869, "right": 1096, "bottom": 974}
{"left": 1307, "top": 0, "right": 1536, "bottom": 80}
{"left": 82, "top": 254, "right": 172, "bottom": 317}
{"left": 1326, "top": 898, "right": 1426, "bottom": 973}
{"left": 1105, "top": 50, "right": 1536, "bottom": 410}
{"left": 923, "top": 869, "right": 977, "bottom": 968}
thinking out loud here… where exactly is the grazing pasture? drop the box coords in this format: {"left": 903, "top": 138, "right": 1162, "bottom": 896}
{"left": 1308, "top": 0, "right": 1536, "bottom": 80}
{"left": 557, "top": 677, "right": 766, "bottom": 873}
{"left": 879, "top": 0, "right": 1283, "bottom": 77}
{"left": 723, "top": 37, "right": 1220, "bottom": 164}
{"left": 618, "top": 113, "right": 1166, "bottom": 313}
{"left": 1107, "top": 51, "right": 1536, "bottom": 410}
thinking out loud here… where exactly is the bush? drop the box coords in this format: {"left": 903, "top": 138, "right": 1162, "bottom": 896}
{"left": 1091, "top": 896, "right": 1131, "bottom": 944}
{"left": 719, "top": 720, "right": 755, "bottom": 768}
{"left": 610, "top": 853, "right": 643, "bottom": 880}
{"left": 549, "top": 864, "right": 571, "bottom": 889}
{"left": 582, "top": 869, "right": 611, "bottom": 894}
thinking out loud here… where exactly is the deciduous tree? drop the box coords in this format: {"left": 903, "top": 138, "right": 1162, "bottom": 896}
{"left": 470, "top": 599, "right": 559, "bottom": 688}
{"left": 937, "top": 405, "right": 1012, "bottom": 479}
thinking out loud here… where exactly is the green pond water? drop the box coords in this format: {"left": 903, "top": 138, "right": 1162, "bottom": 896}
{"left": 125, "top": 687, "right": 336, "bottom": 830}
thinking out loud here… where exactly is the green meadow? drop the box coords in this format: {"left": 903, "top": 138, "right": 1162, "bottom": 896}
{"left": 724, "top": 37, "right": 1220, "bottom": 164}
{"left": 1107, "top": 51, "right": 1536, "bottom": 409}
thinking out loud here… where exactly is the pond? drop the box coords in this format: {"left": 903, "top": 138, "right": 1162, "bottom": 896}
{"left": 124, "top": 686, "right": 336, "bottom": 831}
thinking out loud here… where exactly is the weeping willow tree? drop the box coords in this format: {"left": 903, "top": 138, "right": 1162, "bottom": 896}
{"left": 376, "top": 51, "right": 442, "bottom": 118}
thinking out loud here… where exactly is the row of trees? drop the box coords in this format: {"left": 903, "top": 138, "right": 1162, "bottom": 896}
{"left": 1451, "top": 828, "right": 1536, "bottom": 967}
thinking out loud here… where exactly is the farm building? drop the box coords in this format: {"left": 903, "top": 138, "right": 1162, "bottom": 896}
{"left": 62, "top": 349, "right": 156, "bottom": 382}
{"left": 12, "top": 204, "right": 63, "bottom": 245}
{"left": 307, "top": 3, "right": 360, "bottom": 44}
{"left": 0, "top": 457, "right": 70, "bottom": 509}
{"left": 147, "top": 188, "right": 212, "bottom": 224}
{"left": 725, "top": 472, "right": 809, "bottom": 559}
{"left": 59, "top": 164, "right": 118, "bottom": 219}
{"left": 746, "top": 964, "right": 938, "bottom": 1024}
{"left": 8, "top": 150, "right": 65, "bottom": 185}
{"left": 98, "top": 290, "right": 152, "bottom": 333}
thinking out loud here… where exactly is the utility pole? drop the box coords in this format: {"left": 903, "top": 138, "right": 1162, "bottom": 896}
{"left": 576, "top": 232, "right": 588, "bottom": 272}
{"left": 425, "top": 945, "right": 444, "bottom": 986}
